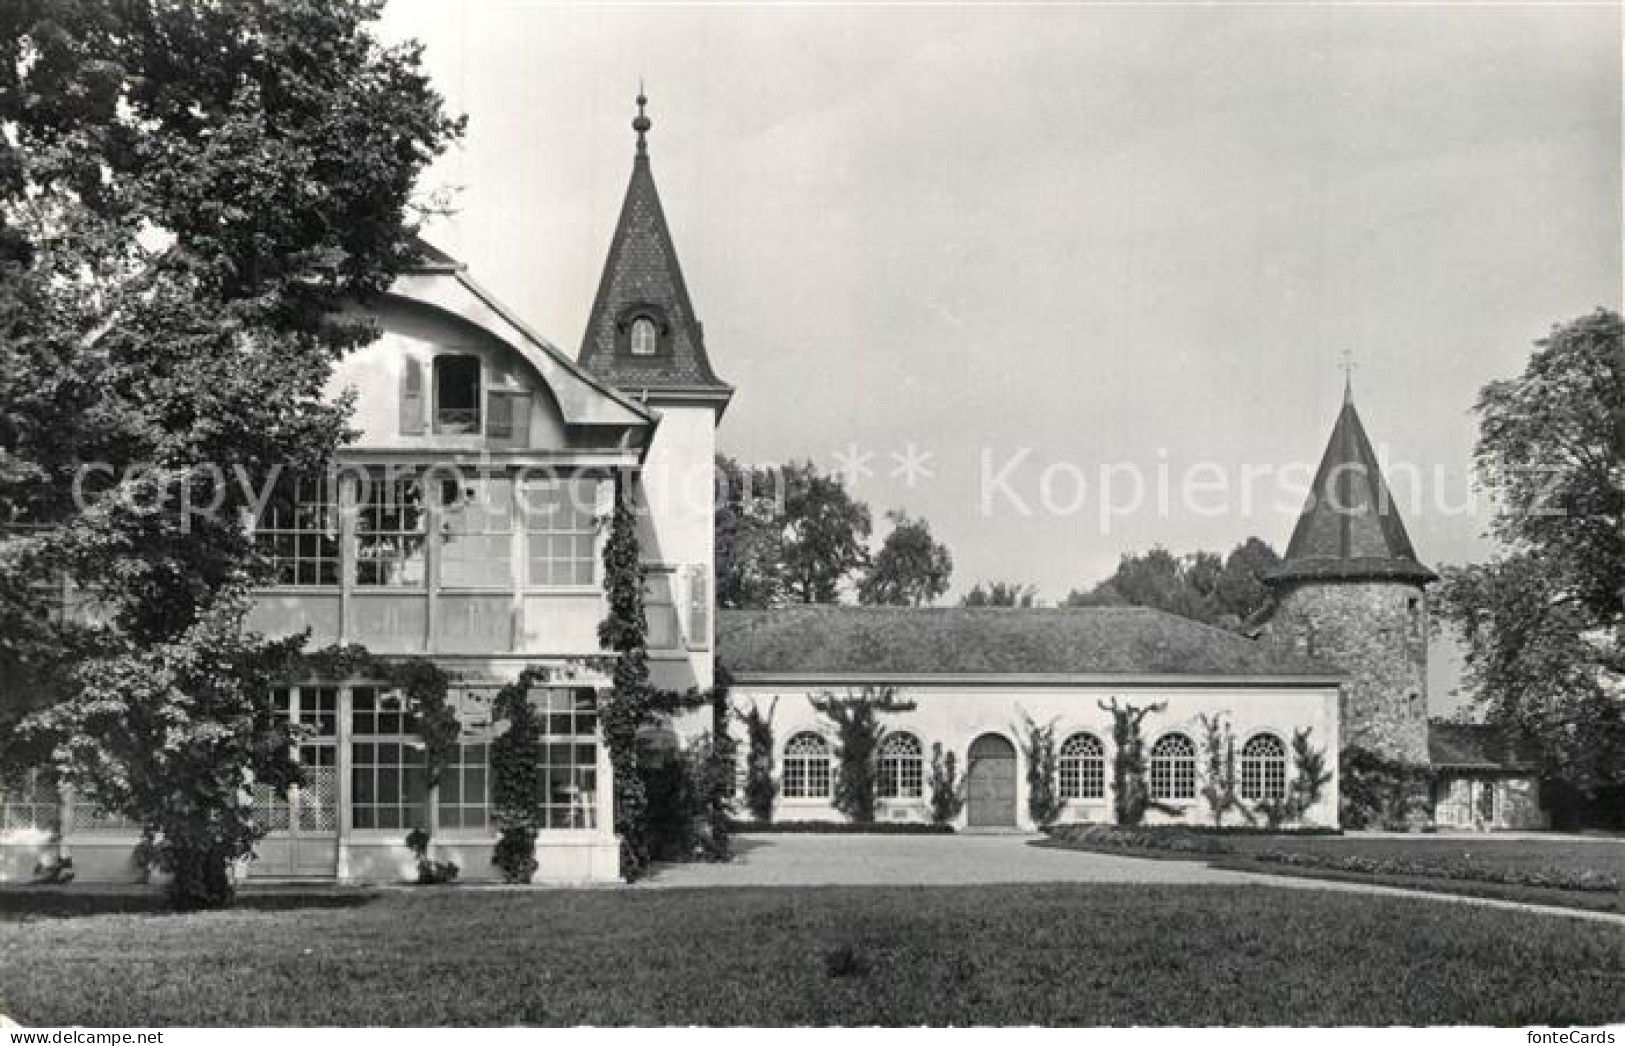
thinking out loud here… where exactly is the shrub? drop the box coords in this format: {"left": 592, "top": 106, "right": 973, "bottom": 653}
{"left": 641, "top": 734, "right": 732, "bottom": 863}
{"left": 1340, "top": 745, "right": 1432, "bottom": 830}
{"left": 928, "top": 743, "right": 965, "bottom": 824}
{"left": 824, "top": 944, "right": 873, "bottom": 978}
{"left": 404, "top": 828, "right": 459, "bottom": 885}
{"left": 738, "top": 700, "right": 779, "bottom": 822}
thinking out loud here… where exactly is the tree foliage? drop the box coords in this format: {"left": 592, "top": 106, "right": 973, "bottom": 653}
{"left": 1064, "top": 539, "right": 1280, "bottom": 629}
{"left": 1437, "top": 310, "right": 1625, "bottom": 798}
{"left": 737, "top": 698, "right": 779, "bottom": 822}
{"left": 961, "top": 581, "right": 1037, "bottom": 607}
{"left": 857, "top": 510, "right": 953, "bottom": 607}
{"left": 0, "top": 0, "right": 461, "bottom": 908}
{"left": 714, "top": 455, "right": 787, "bottom": 609}
{"left": 779, "top": 461, "right": 872, "bottom": 604}
{"left": 809, "top": 687, "right": 916, "bottom": 823}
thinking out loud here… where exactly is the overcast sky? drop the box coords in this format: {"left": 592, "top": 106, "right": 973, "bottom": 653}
{"left": 379, "top": 2, "right": 1621, "bottom": 703}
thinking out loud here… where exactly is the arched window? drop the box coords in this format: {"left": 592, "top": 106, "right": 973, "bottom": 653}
{"left": 782, "top": 732, "right": 831, "bottom": 800}
{"left": 878, "top": 733, "right": 924, "bottom": 799}
{"left": 1239, "top": 733, "right": 1288, "bottom": 801}
{"left": 630, "top": 316, "right": 659, "bottom": 356}
{"left": 1058, "top": 732, "right": 1106, "bottom": 800}
{"left": 1149, "top": 733, "right": 1197, "bottom": 801}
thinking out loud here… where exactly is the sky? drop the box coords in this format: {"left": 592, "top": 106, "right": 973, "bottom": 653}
{"left": 378, "top": 2, "right": 1621, "bottom": 705}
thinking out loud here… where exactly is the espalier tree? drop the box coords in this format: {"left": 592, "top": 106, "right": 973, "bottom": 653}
{"left": 0, "top": 0, "right": 462, "bottom": 907}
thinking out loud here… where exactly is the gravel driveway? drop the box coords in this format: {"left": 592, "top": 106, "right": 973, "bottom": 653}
{"left": 637, "top": 832, "right": 1254, "bottom": 888}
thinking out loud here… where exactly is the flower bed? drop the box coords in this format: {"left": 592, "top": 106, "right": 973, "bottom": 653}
{"left": 1246, "top": 849, "right": 1620, "bottom": 893}
{"left": 728, "top": 820, "right": 954, "bottom": 835}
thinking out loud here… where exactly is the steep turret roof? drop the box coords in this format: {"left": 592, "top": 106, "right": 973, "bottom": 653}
{"left": 578, "top": 92, "right": 732, "bottom": 407}
{"left": 1266, "top": 381, "right": 1437, "bottom": 585}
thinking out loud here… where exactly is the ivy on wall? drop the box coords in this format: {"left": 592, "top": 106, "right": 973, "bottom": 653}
{"left": 1017, "top": 712, "right": 1065, "bottom": 828}
{"left": 489, "top": 665, "right": 552, "bottom": 883}
{"left": 1197, "top": 712, "right": 1244, "bottom": 828}
{"left": 1256, "top": 727, "right": 1333, "bottom": 829}
{"left": 1099, "top": 697, "right": 1168, "bottom": 826}
{"left": 809, "top": 687, "right": 917, "bottom": 824}
{"left": 283, "top": 643, "right": 458, "bottom": 786}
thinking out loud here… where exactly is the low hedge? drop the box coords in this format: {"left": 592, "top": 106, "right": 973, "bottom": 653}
{"left": 1247, "top": 849, "right": 1620, "bottom": 893}
{"left": 728, "top": 820, "right": 954, "bottom": 835}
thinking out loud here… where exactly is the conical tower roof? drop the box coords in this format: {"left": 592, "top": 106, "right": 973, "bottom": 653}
{"left": 1266, "top": 383, "right": 1436, "bottom": 585}
{"left": 578, "top": 92, "right": 731, "bottom": 406}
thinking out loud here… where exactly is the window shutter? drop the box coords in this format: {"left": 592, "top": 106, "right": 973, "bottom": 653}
{"left": 486, "top": 391, "right": 532, "bottom": 449}
{"left": 487, "top": 390, "right": 513, "bottom": 442}
{"left": 400, "top": 358, "right": 426, "bottom": 436}
{"left": 685, "top": 563, "right": 709, "bottom": 648}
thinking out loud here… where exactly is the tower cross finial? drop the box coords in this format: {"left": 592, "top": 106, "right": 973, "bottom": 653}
{"left": 1340, "top": 348, "right": 1358, "bottom": 404}
{"left": 632, "top": 82, "right": 651, "bottom": 154}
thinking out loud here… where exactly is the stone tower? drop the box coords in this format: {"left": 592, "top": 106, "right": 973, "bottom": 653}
{"left": 1264, "top": 381, "right": 1436, "bottom": 764}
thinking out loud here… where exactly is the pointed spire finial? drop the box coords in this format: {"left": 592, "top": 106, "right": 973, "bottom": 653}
{"left": 632, "top": 82, "right": 651, "bottom": 154}
{"left": 1339, "top": 349, "right": 1358, "bottom": 405}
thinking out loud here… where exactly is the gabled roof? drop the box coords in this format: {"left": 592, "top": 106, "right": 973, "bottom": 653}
{"left": 386, "top": 238, "right": 655, "bottom": 430}
{"left": 1266, "top": 384, "right": 1436, "bottom": 585}
{"left": 718, "top": 606, "right": 1340, "bottom": 681}
{"left": 578, "top": 96, "right": 732, "bottom": 403}
{"left": 1428, "top": 721, "right": 1540, "bottom": 772}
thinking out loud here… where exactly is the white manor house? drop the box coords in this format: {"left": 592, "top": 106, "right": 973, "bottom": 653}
{"left": 0, "top": 99, "right": 1543, "bottom": 885}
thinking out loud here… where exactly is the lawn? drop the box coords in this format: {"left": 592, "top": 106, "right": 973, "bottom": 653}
{"left": 2, "top": 884, "right": 1620, "bottom": 1026}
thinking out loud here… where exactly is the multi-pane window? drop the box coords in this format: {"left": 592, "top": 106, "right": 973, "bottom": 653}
{"left": 255, "top": 475, "right": 339, "bottom": 586}
{"left": 877, "top": 733, "right": 924, "bottom": 800}
{"left": 355, "top": 472, "right": 427, "bottom": 587}
{"left": 1240, "top": 733, "right": 1288, "bottom": 801}
{"left": 536, "top": 688, "right": 598, "bottom": 829}
{"left": 254, "top": 687, "right": 340, "bottom": 833}
{"left": 0, "top": 771, "right": 58, "bottom": 834}
{"left": 1149, "top": 733, "right": 1197, "bottom": 801}
{"left": 782, "top": 732, "right": 831, "bottom": 800}
{"left": 1058, "top": 732, "right": 1106, "bottom": 801}
{"left": 644, "top": 571, "right": 680, "bottom": 649}
{"left": 438, "top": 742, "right": 490, "bottom": 830}
{"left": 523, "top": 477, "right": 598, "bottom": 587}
{"left": 438, "top": 477, "right": 514, "bottom": 589}
{"left": 630, "top": 317, "right": 659, "bottom": 356}
{"left": 433, "top": 356, "right": 482, "bottom": 434}
{"left": 351, "top": 686, "right": 427, "bottom": 830}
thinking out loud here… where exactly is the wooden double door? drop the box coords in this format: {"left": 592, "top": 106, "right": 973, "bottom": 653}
{"left": 966, "top": 734, "right": 1018, "bottom": 827}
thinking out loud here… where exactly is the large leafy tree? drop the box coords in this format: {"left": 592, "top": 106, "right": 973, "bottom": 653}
{"left": 0, "top": 0, "right": 461, "bottom": 906}
{"left": 1438, "top": 310, "right": 1624, "bottom": 806}
{"left": 857, "top": 510, "right": 953, "bottom": 607}
{"left": 779, "top": 460, "right": 871, "bottom": 604}
{"left": 1063, "top": 539, "right": 1280, "bottom": 628}
{"left": 714, "top": 454, "right": 787, "bottom": 609}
